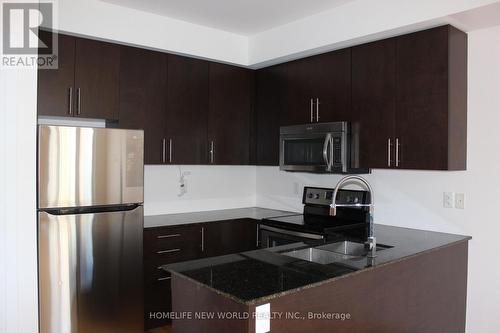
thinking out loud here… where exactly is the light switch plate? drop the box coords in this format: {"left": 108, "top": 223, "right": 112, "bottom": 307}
{"left": 443, "top": 192, "right": 454, "bottom": 208}
{"left": 455, "top": 193, "right": 465, "bottom": 209}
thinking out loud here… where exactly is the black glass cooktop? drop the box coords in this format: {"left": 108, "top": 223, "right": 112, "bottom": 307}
{"left": 261, "top": 214, "right": 366, "bottom": 234}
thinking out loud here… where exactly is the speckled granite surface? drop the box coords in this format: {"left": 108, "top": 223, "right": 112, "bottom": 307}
{"left": 163, "top": 224, "right": 470, "bottom": 305}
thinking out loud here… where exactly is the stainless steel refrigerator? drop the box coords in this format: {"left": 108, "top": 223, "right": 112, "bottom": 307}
{"left": 37, "top": 125, "right": 144, "bottom": 333}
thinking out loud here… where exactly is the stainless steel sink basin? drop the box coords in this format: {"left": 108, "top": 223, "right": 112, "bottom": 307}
{"left": 317, "top": 241, "right": 392, "bottom": 257}
{"left": 281, "top": 247, "right": 351, "bottom": 264}
{"left": 282, "top": 241, "right": 392, "bottom": 265}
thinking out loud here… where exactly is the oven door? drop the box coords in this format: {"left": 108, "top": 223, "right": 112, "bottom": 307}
{"left": 259, "top": 225, "right": 325, "bottom": 248}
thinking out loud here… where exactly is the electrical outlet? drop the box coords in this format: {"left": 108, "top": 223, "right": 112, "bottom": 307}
{"left": 443, "top": 192, "right": 454, "bottom": 208}
{"left": 455, "top": 193, "right": 465, "bottom": 209}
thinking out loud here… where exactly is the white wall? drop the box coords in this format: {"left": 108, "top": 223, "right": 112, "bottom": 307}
{"left": 248, "top": 0, "right": 500, "bottom": 67}
{"left": 256, "top": 25, "right": 500, "bottom": 332}
{"left": 144, "top": 165, "right": 256, "bottom": 215}
{"left": 0, "top": 44, "right": 39, "bottom": 333}
{"left": 56, "top": 0, "right": 248, "bottom": 65}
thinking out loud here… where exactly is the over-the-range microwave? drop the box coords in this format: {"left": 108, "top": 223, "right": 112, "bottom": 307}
{"left": 279, "top": 122, "right": 370, "bottom": 174}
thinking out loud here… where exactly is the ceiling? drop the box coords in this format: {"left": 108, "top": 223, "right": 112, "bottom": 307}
{"left": 101, "top": 0, "right": 355, "bottom": 35}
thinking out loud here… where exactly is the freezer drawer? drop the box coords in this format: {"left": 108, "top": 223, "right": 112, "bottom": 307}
{"left": 38, "top": 125, "right": 144, "bottom": 209}
{"left": 38, "top": 206, "right": 144, "bottom": 333}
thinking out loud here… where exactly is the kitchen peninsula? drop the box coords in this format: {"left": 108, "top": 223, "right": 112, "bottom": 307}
{"left": 164, "top": 225, "right": 470, "bottom": 333}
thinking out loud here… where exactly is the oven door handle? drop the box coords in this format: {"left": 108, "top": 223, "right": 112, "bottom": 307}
{"left": 260, "top": 225, "right": 325, "bottom": 240}
{"left": 323, "top": 133, "right": 333, "bottom": 171}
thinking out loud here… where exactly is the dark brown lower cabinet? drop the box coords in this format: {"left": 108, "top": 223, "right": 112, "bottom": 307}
{"left": 143, "top": 219, "right": 258, "bottom": 330}
{"left": 203, "top": 219, "right": 258, "bottom": 257}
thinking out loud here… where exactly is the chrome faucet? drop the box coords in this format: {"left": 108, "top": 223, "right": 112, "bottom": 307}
{"left": 330, "top": 175, "right": 376, "bottom": 258}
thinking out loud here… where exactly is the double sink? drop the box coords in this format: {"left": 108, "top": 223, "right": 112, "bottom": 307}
{"left": 282, "top": 241, "right": 392, "bottom": 265}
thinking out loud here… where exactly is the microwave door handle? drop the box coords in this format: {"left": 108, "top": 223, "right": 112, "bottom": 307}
{"left": 323, "top": 133, "right": 332, "bottom": 171}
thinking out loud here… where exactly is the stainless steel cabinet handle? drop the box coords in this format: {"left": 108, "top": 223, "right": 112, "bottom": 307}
{"left": 210, "top": 141, "right": 215, "bottom": 164}
{"left": 76, "top": 88, "right": 81, "bottom": 115}
{"left": 162, "top": 138, "right": 166, "bottom": 164}
{"left": 256, "top": 225, "right": 260, "bottom": 248}
{"left": 169, "top": 139, "right": 173, "bottom": 163}
{"left": 323, "top": 133, "right": 333, "bottom": 171}
{"left": 201, "top": 227, "right": 205, "bottom": 252}
{"left": 156, "top": 248, "right": 180, "bottom": 254}
{"left": 157, "top": 277, "right": 171, "bottom": 281}
{"left": 157, "top": 234, "right": 180, "bottom": 239}
{"left": 316, "top": 98, "right": 320, "bottom": 122}
{"left": 395, "top": 138, "right": 401, "bottom": 167}
{"left": 310, "top": 99, "right": 314, "bottom": 123}
{"left": 68, "top": 87, "right": 73, "bottom": 115}
{"left": 387, "top": 138, "right": 392, "bottom": 167}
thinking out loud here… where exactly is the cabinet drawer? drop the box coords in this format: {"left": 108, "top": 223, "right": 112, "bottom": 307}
{"left": 144, "top": 224, "right": 202, "bottom": 256}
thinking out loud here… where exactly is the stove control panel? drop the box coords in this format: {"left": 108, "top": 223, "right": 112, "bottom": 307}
{"left": 302, "top": 187, "right": 369, "bottom": 207}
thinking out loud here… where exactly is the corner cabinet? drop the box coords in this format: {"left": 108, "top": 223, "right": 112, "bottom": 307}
{"left": 37, "top": 31, "right": 120, "bottom": 120}
{"left": 143, "top": 220, "right": 258, "bottom": 330}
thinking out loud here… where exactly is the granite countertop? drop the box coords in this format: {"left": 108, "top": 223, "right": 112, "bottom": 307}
{"left": 144, "top": 207, "right": 298, "bottom": 228}
{"left": 163, "top": 224, "right": 471, "bottom": 305}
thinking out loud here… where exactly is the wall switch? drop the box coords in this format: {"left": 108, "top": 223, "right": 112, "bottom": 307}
{"left": 443, "top": 192, "right": 454, "bottom": 208}
{"left": 293, "top": 182, "right": 300, "bottom": 196}
{"left": 455, "top": 193, "right": 465, "bottom": 209}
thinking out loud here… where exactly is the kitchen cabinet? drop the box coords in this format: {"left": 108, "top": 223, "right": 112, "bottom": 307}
{"left": 143, "top": 224, "right": 203, "bottom": 330}
{"left": 74, "top": 38, "right": 120, "bottom": 119}
{"left": 202, "top": 219, "right": 258, "bottom": 257}
{"left": 284, "top": 49, "right": 351, "bottom": 125}
{"left": 119, "top": 46, "right": 168, "bottom": 164}
{"left": 37, "top": 31, "right": 120, "bottom": 120}
{"left": 352, "top": 38, "right": 397, "bottom": 169}
{"left": 208, "top": 63, "right": 254, "bottom": 165}
{"left": 143, "top": 219, "right": 259, "bottom": 329}
{"left": 351, "top": 26, "right": 467, "bottom": 171}
{"left": 395, "top": 25, "right": 467, "bottom": 170}
{"left": 255, "top": 64, "right": 287, "bottom": 166}
{"left": 37, "top": 31, "right": 76, "bottom": 117}
{"left": 165, "top": 55, "right": 209, "bottom": 164}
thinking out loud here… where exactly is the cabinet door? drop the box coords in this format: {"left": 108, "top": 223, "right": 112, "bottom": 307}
{"left": 166, "top": 55, "right": 209, "bottom": 164}
{"left": 203, "top": 219, "right": 258, "bottom": 258}
{"left": 255, "top": 64, "right": 287, "bottom": 165}
{"left": 352, "top": 39, "right": 396, "bottom": 168}
{"left": 310, "top": 49, "right": 352, "bottom": 123}
{"left": 119, "top": 46, "right": 167, "bottom": 165}
{"left": 208, "top": 63, "right": 253, "bottom": 165}
{"left": 74, "top": 38, "right": 120, "bottom": 120}
{"left": 284, "top": 58, "right": 314, "bottom": 125}
{"left": 395, "top": 26, "right": 464, "bottom": 170}
{"left": 37, "top": 31, "right": 76, "bottom": 117}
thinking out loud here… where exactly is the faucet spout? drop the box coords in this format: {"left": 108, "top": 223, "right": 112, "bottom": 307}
{"left": 330, "top": 175, "right": 376, "bottom": 258}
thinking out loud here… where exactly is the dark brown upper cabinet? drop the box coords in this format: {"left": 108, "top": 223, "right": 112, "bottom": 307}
{"left": 37, "top": 32, "right": 120, "bottom": 120}
{"left": 37, "top": 31, "right": 76, "bottom": 117}
{"left": 395, "top": 25, "right": 467, "bottom": 170}
{"left": 73, "top": 38, "right": 120, "bottom": 120}
{"left": 255, "top": 64, "right": 288, "bottom": 166}
{"left": 352, "top": 38, "right": 397, "bottom": 169}
{"left": 284, "top": 49, "right": 351, "bottom": 125}
{"left": 165, "top": 55, "right": 209, "bottom": 165}
{"left": 208, "top": 63, "right": 254, "bottom": 165}
{"left": 119, "top": 46, "right": 168, "bottom": 164}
